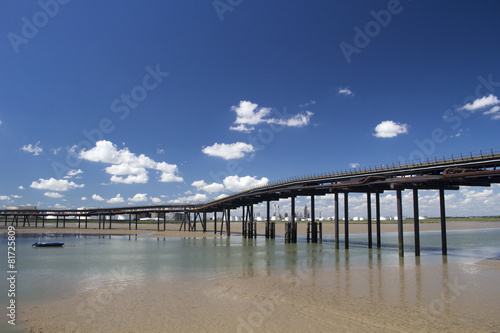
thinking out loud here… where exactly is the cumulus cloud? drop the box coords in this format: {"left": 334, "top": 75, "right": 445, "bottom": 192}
{"left": 92, "top": 194, "right": 105, "bottom": 201}
{"left": 44, "top": 192, "right": 64, "bottom": 198}
{"left": 349, "top": 163, "right": 360, "bottom": 168}
{"left": 64, "top": 169, "right": 83, "bottom": 179}
{"left": 0, "top": 195, "right": 11, "bottom": 200}
{"left": 273, "top": 111, "right": 313, "bottom": 127}
{"left": 373, "top": 120, "right": 408, "bottom": 138}
{"left": 107, "top": 194, "right": 124, "bottom": 204}
{"left": 192, "top": 180, "right": 226, "bottom": 193}
{"left": 21, "top": 141, "right": 43, "bottom": 156}
{"left": 299, "top": 100, "right": 316, "bottom": 108}
{"left": 459, "top": 94, "right": 499, "bottom": 111}
{"left": 191, "top": 175, "right": 269, "bottom": 196}
{"left": 169, "top": 193, "right": 208, "bottom": 204}
{"left": 81, "top": 197, "right": 87, "bottom": 201}
{"left": 128, "top": 193, "right": 148, "bottom": 202}
{"left": 229, "top": 100, "right": 313, "bottom": 133}
{"left": 30, "top": 178, "right": 84, "bottom": 191}
{"left": 202, "top": 142, "right": 255, "bottom": 160}
{"left": 79, "top": 140, "right": 183, "bottom": 184}
{"left": 18, "top": 186, "right": 24, "bottom": 190}
{"left": 223, "top": 175, "right": 269, "bottom": 192}
{"left": 150, "top": 197, "right": 162, "bottom": 204}
{"left": 338, "top": 88, "right": 354, "bottom": 96}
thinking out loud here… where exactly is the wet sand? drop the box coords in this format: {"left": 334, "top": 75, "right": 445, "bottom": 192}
{"left": 20, "top": 258, "right": 500, "bottom": 332}
{"left": 5, "top": 221, "right": 500, "bottom": 332}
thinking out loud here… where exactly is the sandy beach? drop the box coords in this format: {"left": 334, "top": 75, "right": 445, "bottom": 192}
{"left": 4, "top": 221, "right": 500, "bottom": 332}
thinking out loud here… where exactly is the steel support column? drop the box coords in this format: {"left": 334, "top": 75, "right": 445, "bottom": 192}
{"left": 413, "top": 189, "right": 420, "bottom": 256}
{"left": 367, "top": 193, "right": 372, "bottom": 249}
{"left": 344, "top": 193, "right": 349, "bottom": 249}
{"left": 291, "top": 196, "right": 296, "bottom": 243}
{"left": 439, "top": 189, "right": 448, "bottom": 256}
{"left": 266, "top": 200, "right": 271, "bottom": 239}
{"left": 376, "top": 192, "right": 381, "bottom": 248}
{"left": 214, "top": 211, "right": 217, "bottom": 234}
{"left": 311, "top": 195, "right": 317, "bottom": 243}
{"left": 397, "top": 189, "right": 404, "bottom": 257}
{"left": 335, "top": 192, "right": 339, "bottom": 250}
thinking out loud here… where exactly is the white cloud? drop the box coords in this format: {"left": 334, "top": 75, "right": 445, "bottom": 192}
{"left": 92, "top": 194, "right": 105, "bottom": 201}
{"left": 230, "top": 100, "right": 272, "bottom": 130}
{"left": 191, "top": 175, "right": 269, "bottom": 197}
{"left": 459, "top": 94, "right": 499, "bottom": 111}
{"left": 349, "top": 163, "right": 360, "bottom": 168}
{"left": 30, "top": 178, "right": 84, "bottom": 191}
{"left": 52, "top": 147, "right": 62, "bottom": 155}
{"left": 81, "top": 197, "right": 87, "bottom": 201}
{"left": 0, "top": 195, "right": 10, "bottom": 200}
{"left": 202, "top": 142, "right": 255, "bottom": 160}
{"left": 64, "top": 169, "right": 83, "bottom": 179}
{"left": 273, "top": 111, "right": 313, "bottom": 127}
{"left": 21, "top": 141, "right": 43, "bottom": 156}
{"left": 338, "top": 88, "right": 354, "bottom": 96}
{"left": 0, "top": 120, "right": 2, "bottom": 126}
{"left": 192, "top": 180, "right": 226, "bottom": 193}
{"left": 229, "top": 100, "right": 314, "bottom": 132}
{"left": 107, "top": 194, "right": 124, "bottom": 204}
{"left": 79, "top": 140, "right": 183, "bottom": 184}
{"left": 44, "top": 192, "right": 64, "bottom": 198}
{"left": 169, "top": 193, "right": 208, "bottom": 204}
{"left": 128, "top": 193, "right": 148, "bottom": 202}
{"left": 18, "top": 186, "right": 24, "bottom": 190}
{"left": 223, "top": 175, "right": 269, "bottom": 192}
{"left": 299, "top": 100, "right": 316, "bottom": 108}
{"left": 373, "top": 120, "right": 408, "bottom": 138}
{"left": 483, "top": 105, "right": 500, "bottom": 115}
{"left": 150, "top": 197, "right": 162, "bottom": 204}
{"left": 215, "top": 194, "right": 229, "bottom": 200}
{"left": 11, "top": 195, "right": 21, "bottom": 199}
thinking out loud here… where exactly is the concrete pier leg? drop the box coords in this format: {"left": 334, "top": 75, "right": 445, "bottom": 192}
{"left": 413, "top": 189, "right": 420, "bottom": 256}
{"left": 439, "top": 189, "right": 447, "bottom": 256}
{"left": 397, "top": 189, "right": 404, "bottom": 257}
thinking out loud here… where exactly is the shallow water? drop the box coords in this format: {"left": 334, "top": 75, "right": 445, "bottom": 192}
{"left": 1, "top": 228, "right": 500, "bottom": 332}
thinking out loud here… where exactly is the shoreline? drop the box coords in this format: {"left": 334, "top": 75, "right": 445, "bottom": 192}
{"left": 2, "top": 220, "right": 499, "bottom": 238}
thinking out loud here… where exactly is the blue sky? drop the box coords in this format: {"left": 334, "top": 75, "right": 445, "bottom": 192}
{"left": 1, "top": 0, "right": 499, "bottom": 217}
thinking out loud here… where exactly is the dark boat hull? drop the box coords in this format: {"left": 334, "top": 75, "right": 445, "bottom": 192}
{"left": 32, "top": 242, "right": 64, "bottom": 247}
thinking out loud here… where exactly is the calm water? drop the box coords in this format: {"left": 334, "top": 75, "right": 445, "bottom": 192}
{"left": 1, "top": 227, "right": 500, "bottom": 331}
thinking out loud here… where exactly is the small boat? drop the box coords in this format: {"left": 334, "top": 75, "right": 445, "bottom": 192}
{"left": 32, "top": 242, "right": 65, "bottom": 247}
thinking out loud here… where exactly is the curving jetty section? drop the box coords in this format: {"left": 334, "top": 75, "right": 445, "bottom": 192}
{"left": 2, "top": 148, "right": 500, "bottom": 257}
